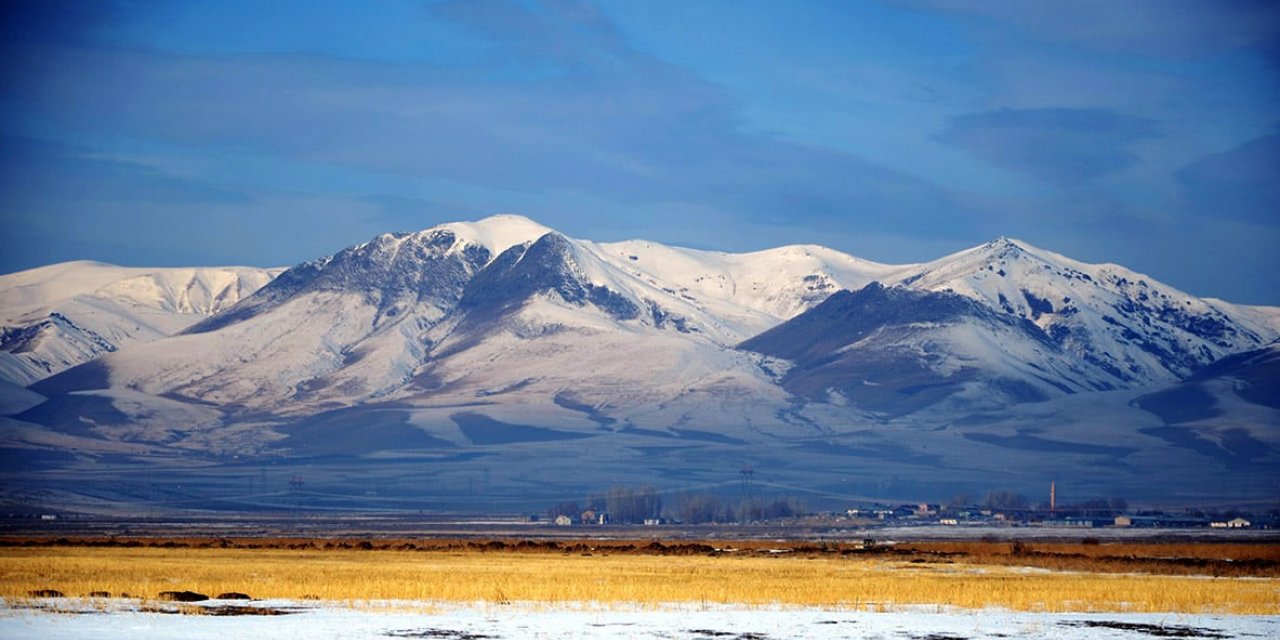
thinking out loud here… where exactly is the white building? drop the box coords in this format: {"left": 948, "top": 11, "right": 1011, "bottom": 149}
{"left": 1210, "top": 517, "right": 1251, "bottom": 529}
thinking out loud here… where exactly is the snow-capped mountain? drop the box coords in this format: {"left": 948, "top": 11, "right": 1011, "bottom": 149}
{"left": 884, "top": 238, "right": 1277, "bottom": 389}
{"left": 65, "top": 216, "right": 553, "bottom": 411}
{"left": 6, "top": 215, "right": 1279, "bottom": 508}
{"left": 388, "top": 229, "right": 797, "bottom": 437}
{"left": 0, "top": 261, "right": 281, "bottom": 385}
{"left": 739, "top": 283, "right": 1089, "bottom": 416}
{"left": 590, "top": 239, "right": 897, "bottom": 332}
{"left": 19, "top": 217, "right": 1280, "bottom": 426}
{"left": 28, "top": 215, "right": 890, "bottom": 417}
{"left": 737, "top": 237, "right": 1280, "bottom": 416}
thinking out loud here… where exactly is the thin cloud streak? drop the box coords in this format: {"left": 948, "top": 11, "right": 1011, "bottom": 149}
{"left": 935, "top": 108, "right": 1161, "bottom": 185}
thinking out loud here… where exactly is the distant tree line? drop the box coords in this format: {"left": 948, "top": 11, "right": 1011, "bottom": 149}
{"left": 548, "top": 487, "right": 807, "bottom": 524}
{"left": 1044, "top": 498, "right": 1128, "bottom": 518}
{"left": 975, "top": 491, "right": 1128, "bottom": 516}
{"left": 606, "top": 485, "right": 662, "bottom": 524}
{"left": 547, "top": 485, "right": 662, "bottom": 524}
{"left": 674, "top": 493, "right": 806, "bottom": 524}
{"left": 983, "top": 491, "right": 1029, "bottom": 511}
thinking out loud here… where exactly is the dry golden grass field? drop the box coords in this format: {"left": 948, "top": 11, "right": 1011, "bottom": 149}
{"left": 1, "top": 538, "right": 1277, "bottom": 614}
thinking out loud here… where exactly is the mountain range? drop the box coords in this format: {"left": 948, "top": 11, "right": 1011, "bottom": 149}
{"left": 2, "top": 215, "right": 1277, "bottom": 512}
{"left": 0, "top": 262, "right": 282, "bottom": 386}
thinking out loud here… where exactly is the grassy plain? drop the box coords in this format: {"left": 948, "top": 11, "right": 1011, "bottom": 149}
{"left": 1, "top": 539, "right": 1277, "bottom": 614}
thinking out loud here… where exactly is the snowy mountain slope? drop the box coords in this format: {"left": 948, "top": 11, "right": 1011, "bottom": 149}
{"left": 32, "top": 214, "right": 890, "bottom": 420}
{"left": 448, "top": 231, "right": 749, "bottom": 344}
{"left": 439, "top": 229, "right": 894, "bottom": 346}
{"left": 885, "top": 238, "right": 1277, "bottom": 390}
{"left": 1203, "top": 298, "right": 1280, "bottom": 337}
{"left": 380, "top": 231, "right": 797, "bottom": 437}
{"left": 0, "top": 261, "right": 281, "bottom": 385}
{"left": 1130, "top": 343, "right": 1280, "bottom": 470}
{"left": 1137, "top": 342, "right": 1280, "bottom": 419}
{"left": 739, "top": 283, "right": 1098, "bottom": 416}
{"left": 591, "top": 240, "right": 900, "bottom": 335}
{"left": 82, "top": 216, "right": 555, "bottom": 410}
{"left": 20, "top": 218, "right": 1280, "bottom": 429}
{"left": 186, "top": 214, "right": 552, "bottom": 336}
{"left": 362, "top": 226, "right": 887, "bottom": 435}
{"left": 734, "top": 239, "right": 1280, "bottom": 415}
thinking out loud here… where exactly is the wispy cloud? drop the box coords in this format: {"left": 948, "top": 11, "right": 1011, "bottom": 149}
{"left": 0, "top": 137, "right": 251, "bottom": 206}
{"left": 1176, "top": 133, "right": 1280, "bottom": 227}
{"left": 935, "top": 108, "right": 1160, "bottom": 185}
{"left": 2, "top": 1, "right": 980, "bottom": 240}
{"left": 895, "top": 0, "right": 1280, "bottom": 58}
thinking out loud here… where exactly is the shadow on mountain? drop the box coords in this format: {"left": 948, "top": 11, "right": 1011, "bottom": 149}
{"left": 452, "top": 412, "right": 591, "bottom": 445}
{"left": 671, "top": 428, "right": 746, "bottom": 445}
{"left": 963, "top": 431, "right": 1136, "bottom": 458}
{"left": 26, "top": 360, "right": 111, "bottom": 397}
{"left": 1139, "top": 426, "right": 1271, "bottom": 469}
{"left": 1134, "top": 343, "right": 1280, "bottom": 424}
{"left": 280, "top": 406, "right": 454, "bottom": 456}
{"left": 14, "top": 395, "right": 124, "bottom": 439}
{"left": 796, "top": 440, "right": 942, "bottom": 466}
{"left": 739, "top": 283, "right": 1055, "bottom": 416}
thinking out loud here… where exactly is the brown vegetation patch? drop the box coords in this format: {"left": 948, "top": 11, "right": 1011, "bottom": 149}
{"left": 1, "top": 535, "right": 1277, "bottom": 614}
{"left": 895, "top": 540, "right": 1280, "bottom": 577}
{"left": 157, "top": 590, "right": 208, "bottom": 602}
{"left": 1, "top": 544, "right": 1276, "bottom": 613}
{"left": 1, "top": 535, "right": 1277, "bottom": 577}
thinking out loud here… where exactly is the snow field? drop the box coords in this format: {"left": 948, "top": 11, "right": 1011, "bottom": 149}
{"left": 1, "top": 599, "right": 1275, "bottom": 640}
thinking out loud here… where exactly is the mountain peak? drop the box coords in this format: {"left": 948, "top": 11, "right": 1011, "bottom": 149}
{"left": 434, "top": 214, "right": 554, "bottom": 257}
{"left": 476, "top": 213, "right": 542, "bottom": 225}
{"left": 454, "top": 229, "right": 641, "bottom": 324}
{"left": 980, "top": 236, "right": 1040, "bottom": 258}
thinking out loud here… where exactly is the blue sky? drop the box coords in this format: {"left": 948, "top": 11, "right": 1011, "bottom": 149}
{"left": 1, "top": 0, "right": 1277, "bottom": 303}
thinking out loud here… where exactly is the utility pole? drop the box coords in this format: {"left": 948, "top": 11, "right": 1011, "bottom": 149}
{"left": 289, "top": 475, "right": 305, "bottom": 514}
{"left": 740, "top": 465, "right": 755, "bottom": 502}
{"left": 740, "top": 464, "right": 755, "bottom": 523}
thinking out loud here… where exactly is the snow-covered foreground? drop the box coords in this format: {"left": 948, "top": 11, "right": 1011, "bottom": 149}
{"left": 1, "top": 599, "right": 1276, "bottom": 639}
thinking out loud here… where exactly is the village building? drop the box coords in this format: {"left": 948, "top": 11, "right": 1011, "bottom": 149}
{"left": 1211, "top": 517, "right": 1251, "bottom": 529}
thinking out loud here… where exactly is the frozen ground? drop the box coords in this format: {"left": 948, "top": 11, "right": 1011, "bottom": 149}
{"left": 1, "top": 599, "right": 1276, "bottom": 639}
